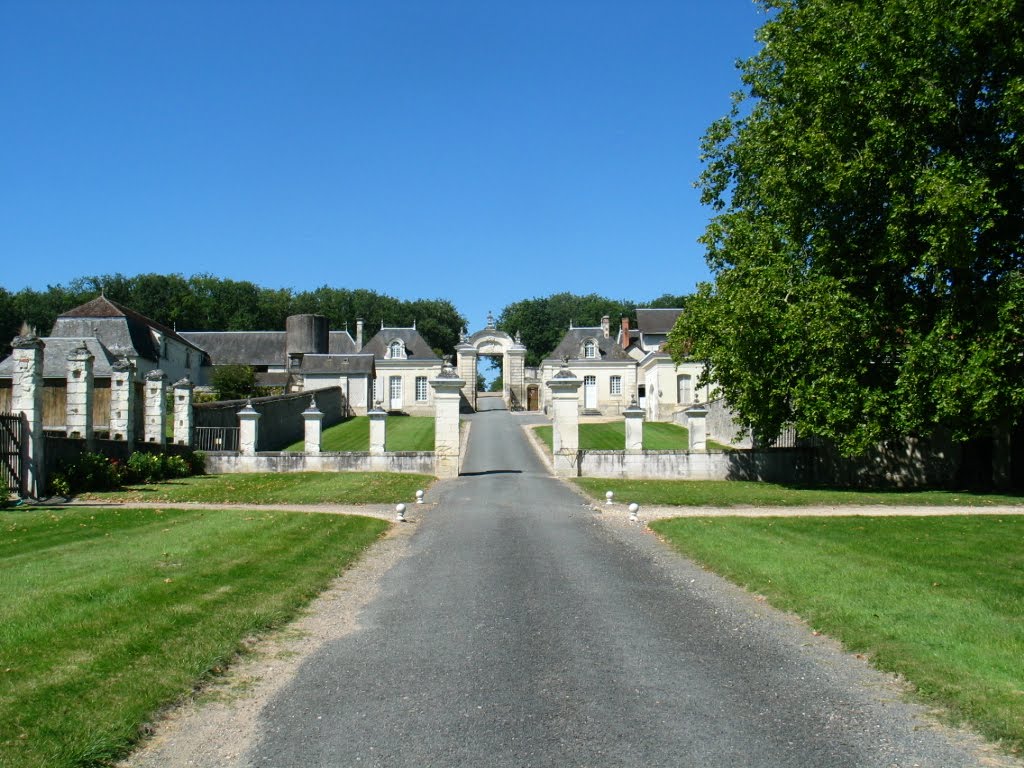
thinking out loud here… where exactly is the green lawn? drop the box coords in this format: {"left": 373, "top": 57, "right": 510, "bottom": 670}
{"left": 284, "top": 416, "right": 435, "bottom": 452}
{"left": 574, "top": 478, "right": 1024, "bottom": 507}
{"left": 77, "top": 471, "right": 433, "bottom": 505}
{"left": 534, "top": 421, "right": 690, "bottom": 450}
{"left": 0, "top": 506, "right": 388, "bottom": 768}
{"left": 649, "top": 515, "right": 1024, "bottom": 753}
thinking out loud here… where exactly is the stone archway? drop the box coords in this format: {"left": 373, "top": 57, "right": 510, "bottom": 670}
{"left": 455, "top": 313, "right": 528, "bottom": 411}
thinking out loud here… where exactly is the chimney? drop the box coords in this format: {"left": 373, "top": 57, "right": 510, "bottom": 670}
{"left": 601, "top": 315, "right": 610, "bottom": 339}
{"left": 355, "top": 318, "right": 364, "bottom": 352}
{"left": 621, "top": 317, "right": 630, "bottom": 350}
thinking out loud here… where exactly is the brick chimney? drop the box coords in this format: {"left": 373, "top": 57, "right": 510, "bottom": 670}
{"left": 355, "top": 318, "right": 364, "bottom": 352}
{"left": 620, "top": 317, "right": 630, "bottom": 350}
{"left": 601, "top": 315, "right": 611, "bottom": 338}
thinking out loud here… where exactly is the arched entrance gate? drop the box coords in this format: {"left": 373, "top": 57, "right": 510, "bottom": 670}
{"left": 455, "top": 313, "right": 528, "bottom": 411}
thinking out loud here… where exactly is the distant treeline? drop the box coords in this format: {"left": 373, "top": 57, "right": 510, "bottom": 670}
{"left": 0, "top": 274, "right": 689, "bottom": 364}
{"left": 0, "top": 273, "right": 467, "bottom": 357}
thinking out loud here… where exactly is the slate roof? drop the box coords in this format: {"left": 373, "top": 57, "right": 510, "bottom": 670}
{"left": 179, "top": 331, "right": 286, "bottom": 367}
{"left": 0, "top": 337, "right": 117, "bottom": 379}
{"left": 635, "top": 308, "right": 684, "bottom": 335}
{"left": 362, "top": 327, "right": 439, "bottom": 360}
{"left": 328, "top": 331, "right": 357, "bottom": 354}
{"left": 298, "top": 353, "right": 375, "bottom": 375}
{"left": 53, "top": 296, "right": 205, "bottom": 361}
{"left": 545, "top": 327, "right": 635, "bottom": 362}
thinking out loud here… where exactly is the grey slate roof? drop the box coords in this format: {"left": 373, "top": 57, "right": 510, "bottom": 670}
{"left": 545, "top": 328, "right": 635, "bottom": 362}
{"left": 328, "top": 331, "right": 357, "bottom": 354}
{"left": 298, "top": 353, "right": 375, "bottom": 375}
{"left": 53, "top": 296, "right": 205, "bottom": 361}
{"left": 362, "top": 327, "right": 439, "bottom": 360}
{"left": 635, "top": 308, "right": 684, "bottom": 335}
{"left": 179, "top": 331, "right": 286, "bottom": 367}
{"left": 0, "top": 337, "right": 117, "bottom": 379}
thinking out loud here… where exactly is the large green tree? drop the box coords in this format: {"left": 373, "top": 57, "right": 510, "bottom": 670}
{"left": 497, "top": 293, "right": 685, "bottom": 367}
{"left": 669, "top": 0, "right": 1024, "bottom": 470}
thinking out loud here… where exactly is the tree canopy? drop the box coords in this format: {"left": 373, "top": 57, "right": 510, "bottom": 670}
{"left": 668, "top": 0, "right": 1024, "bottom": 457}
{"left": 0, "top": 274, "right": 466, "bottom": 358}
{"left": 498, "top": 292, "right": 688, "bottom": 367}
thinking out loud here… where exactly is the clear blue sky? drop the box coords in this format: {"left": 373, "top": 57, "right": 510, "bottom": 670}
{"left": 1, "top": 1, "right": 765, "bottom": 331}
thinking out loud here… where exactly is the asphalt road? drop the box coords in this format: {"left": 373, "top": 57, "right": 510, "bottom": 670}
{"left": 249, "top": 404, "right": 993, "bottom": 767}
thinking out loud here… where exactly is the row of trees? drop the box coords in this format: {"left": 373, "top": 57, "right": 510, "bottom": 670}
{"left": 0, "top": 274, "right": 466, "bottom": 357}
{"left": 668, "top": 0, "right": 1022, "bottom": 482}
{"left": 497, "top": 292, "right": 689, "bottom": 367}
{"left": 0, "top": 275, "right": 690, "bottom": 366}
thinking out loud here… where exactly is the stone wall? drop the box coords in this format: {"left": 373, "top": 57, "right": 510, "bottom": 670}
{"left": 577, "top": 449, "right": 813, "bottom": 482}
{"left": 204, "top": 450, "right": 434, "bottom": 475}
{"left": 194, "top": 387, "right": 346, "bottom": 451}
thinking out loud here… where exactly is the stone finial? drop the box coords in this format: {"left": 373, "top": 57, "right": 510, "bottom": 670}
{"left": 173, "top": 376, "right": 193, "bottom": 389}
{"left": 459, "top": 328, "right": 468, "bottom": 344}
{"left": 515, "top": 330, "right": 522, "bottom": 345}
{"left": 437, "top": 355, "right": 459, "bottom": 379}
{"left": 145, "top": 368, "right": 167, "bottom": 382}
{"left": 486, "top": 311, "right": 496, "bottom": 330}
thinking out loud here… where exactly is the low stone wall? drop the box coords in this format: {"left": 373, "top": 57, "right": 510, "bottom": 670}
{"left": 205, "top": 451, "right": 435, "bottom": 475}
{"left": 194, "top": 388, "right": 346, "bottom": 451}
{"left": 578, "top": 449, "right": 813, "bottom": 482}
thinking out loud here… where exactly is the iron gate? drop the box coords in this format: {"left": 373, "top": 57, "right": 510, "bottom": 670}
{"left": 1, "top": 412, "right": 23, "bottom": 496}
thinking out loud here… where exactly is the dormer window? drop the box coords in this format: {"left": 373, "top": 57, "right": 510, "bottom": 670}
{"left": 387, "top": 340, "right": 407, "bottom": 360}
{"left": 583, "top": 339, "right": 597, "bottom": 359}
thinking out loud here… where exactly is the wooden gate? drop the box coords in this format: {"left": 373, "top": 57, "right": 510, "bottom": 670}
{"left": 0, "top": 412, "right": 24, "bottom": 496}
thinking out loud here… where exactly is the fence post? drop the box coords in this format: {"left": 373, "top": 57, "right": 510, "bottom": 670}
{"left": 623, "top": 396, "right": 644, "bottom": 452}
{"left": 303, "top": 396, "right": 324, "bottom": 453}
{"left": 172, "top": 377, "right": 194, "bottom": 446}
{"left": 368, "top": 402, "right": 387, "bottom": 455}
{"left": 11, "top": 330, "right": 45, "bottom": 498}
{"left": 546, "top": 365, "right": 582, "bottom": 477}
{"left": 110, "top": 357, "right": 136, "bottom": 442}
{"left": 685, "top": 403, "right": 710, "bottom": 452}
{"left": 144, "top": 370, "right": 167, "bottom": 445}
{"left": 65, "top": 343, "right": 95, "bottom": 447}
{"left": 429, "top": 361, "right": 465, "bottom": 478}
{"left": 238, "top": 400, "right": 261, "bottom": 456}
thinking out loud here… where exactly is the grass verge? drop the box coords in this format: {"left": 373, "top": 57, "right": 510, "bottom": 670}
{"left": 283, "top": 416, "right": 434, "bottom": 452}
{"left": 574, "top": 478, "right": 1024, "bottom": 507}
{"left": 0, "top": 506, "right": 388, "bottom": 768}
{"left": 533, "top": 421, "right": 690, "bottom": 450}
{"left": 649, "top": 515, "right": 1024, "bottom": 753}
{"left": 77, "top": 472, "right": 433, "bottom": 505}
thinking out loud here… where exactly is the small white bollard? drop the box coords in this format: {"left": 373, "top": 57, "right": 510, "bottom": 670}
{"left": 628, "top": 502, "right": 639, "bottom": 522}
{"left": 605, "top": 490, "right": 614, "bottom": 506}
{"left": 416, "top": 489, "right": 424, "bottom": 505}
{"left": 396, "top": 503, "right": 407, "bottom": 522}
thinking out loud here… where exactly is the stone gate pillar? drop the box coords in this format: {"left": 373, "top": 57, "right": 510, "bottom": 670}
{"left": 110, "top": 358, "right": 136, "bottom": 442}
{"left": 144, "top": 370, "right": 167, "bottom": 445}
{"left": 506, "top": 337, "right": 527, "bottom": 410}
{"left": 455, "top": 341, "right": 477, "bottom": 411}
{"left": 238, "top": 400, "right": 260, "bottom": 456}
{"left": 546, "top": 367, "right": 582, "bottom": 477}
{"left": 11, "top": 330, "right": 45, "bottom": 498}
{"left": 686, "top": 403, "right": 709, "bottom": 452}
{"left": 368, "top": 402, "right": 386, "bottom": 455}
{"left": 303, "top": 396, "right": 324, "bottom": 453}
{"left": 65, "top": 343, "right": 95, "bottom": 445}
{"left": 172, "top": 378, "right": 194, "bottom": 447}
{"left": 624, "top": 396, "right": 644, "bottom": 452}
{"left": 430, "top": 364, "right": 465, "bottom": 478}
